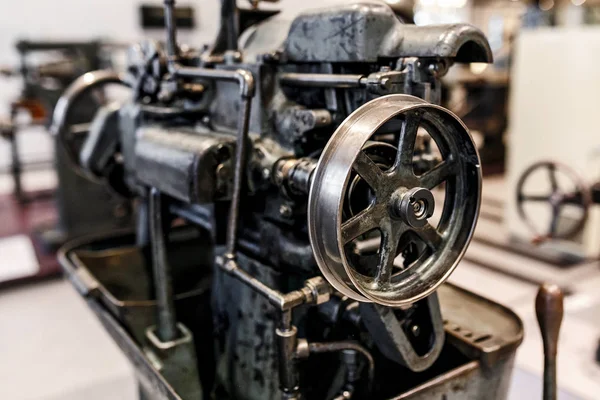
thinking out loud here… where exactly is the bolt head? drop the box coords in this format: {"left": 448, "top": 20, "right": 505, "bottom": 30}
{"left": 411, "top": 325, "right": 421, "bottom": 337}
{"left": 279, "top": 204, "right": 293, "bottom": 218}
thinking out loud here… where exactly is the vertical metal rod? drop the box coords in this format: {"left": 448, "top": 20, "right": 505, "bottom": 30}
{"left": 163, "top": 0, "right": 179, "bottom": 63}
{"left": 149, "top": 187, "right": 178, "bottom": 342}
{"left": 279, "top": 309, "right": 292, "bottom": 331}
{"left": 535, "top": 283, "right": 564, "bottom": 400}
{"left": 225, "top": 96, "right": 252, "bottom": 257}
{"left": 221, "top": 0, "right": 239, "bottom": 51}
{"left": 136, "top": 198, "right": 150, "bottom": 248}
{"left": 8, "top": 104, "right": 23, "bottom": 202}
{"left": 9, "top": 131, "right": 22, "bottom": 202}
{"left": 169, "top": 66, "right": 254, "bottom": 260}
{"left": 276, "top": 310, "right": 300, "bottom": 397}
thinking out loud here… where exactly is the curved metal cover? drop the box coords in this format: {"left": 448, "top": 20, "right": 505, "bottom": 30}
{"left": 283, "top": 2, "right": 493, "bottom": 63}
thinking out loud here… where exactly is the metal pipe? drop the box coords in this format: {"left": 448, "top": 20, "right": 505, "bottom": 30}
{"left": 224, "top": 258, "right": 287, "bottom": 306}
{"left": 221, "top": 257, "right": 307, "bottom": 310}
{"left": 219, "top": 261, "right": 331, "bottom": 398}
{"left": 276, "top": 320, "right": 300, "bottom": 396}
{"left": 149, "top": 188, "right": 178, "bottom": 342}
{"left": 307, "top": 342, "right": 375, "bottom": 388}
{"left": 172, "top": 65, "right": 254, "bottom": 98}
{"left": 219, "top": 258, "right": 319, "bottom": 398}
{"left": 163, "top": 0, "right": 179, "bottom": 62}
{"left": 225, "top": 96, "right": 251, "bottom": 255}
{"left": 280, "top": 309, "right": 292, "bottom": 331}
{"left": 279, "top": 73, "right": 366, "bottom": 89}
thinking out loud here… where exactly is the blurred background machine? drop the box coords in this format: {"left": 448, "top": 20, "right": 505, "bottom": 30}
{"left": 0, "top": 40, "right": 133, "bottom": 285}
{"left": 0, "top": 40, "right": 106, "bottom": 202}
{"left": 516, "top": 161, "right": 600, "bottom": 246}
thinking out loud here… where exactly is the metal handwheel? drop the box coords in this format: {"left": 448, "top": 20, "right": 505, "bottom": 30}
{"left": 51, "top": 70, "right": 130, "bottom": 181}
{"left": 517, "top": 160, "right": 591, "bottom": 242}
{"left": 308, "top": 94, "right": 481, "bottom": 307}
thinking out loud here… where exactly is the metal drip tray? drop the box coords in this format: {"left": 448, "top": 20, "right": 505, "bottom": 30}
{"left": 58, "top": 227, "right": 214, "bottom": 343}
{"left": 58, "top": 229, "right": 524, "bottom": 400}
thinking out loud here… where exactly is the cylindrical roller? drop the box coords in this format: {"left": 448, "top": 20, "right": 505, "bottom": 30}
{"left": 134, "top": 127, "right": 235, "bottom": 204}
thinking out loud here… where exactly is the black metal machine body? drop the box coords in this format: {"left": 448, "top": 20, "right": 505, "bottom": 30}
{"left": 56, "top": 1, "right": 525, "bottom": 399}
{"left": 0, "top": 40, "right": 132, "bottom": 247}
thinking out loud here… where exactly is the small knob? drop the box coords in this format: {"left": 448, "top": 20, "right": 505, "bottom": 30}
{"left": 535, "top": 283, "right": 564, "bottom": 400}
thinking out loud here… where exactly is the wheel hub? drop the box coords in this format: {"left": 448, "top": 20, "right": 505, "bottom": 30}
{"left": 391, "top": 187, "right": 435, "bottom": 228}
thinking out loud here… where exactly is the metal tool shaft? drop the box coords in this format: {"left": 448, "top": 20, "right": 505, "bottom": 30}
{"left": 149, "top": 187, "right": 178, "bottom": 342}
{"left": 535, "top": 283, "right": 564, "bottom": 400}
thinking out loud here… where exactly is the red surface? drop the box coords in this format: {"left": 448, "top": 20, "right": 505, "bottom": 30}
{"left": 0, "top": 192, "right": 61, "bottom": 285}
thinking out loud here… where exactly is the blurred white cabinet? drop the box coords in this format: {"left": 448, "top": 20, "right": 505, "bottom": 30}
{"left": 505, "top": 27, "right": 600, "bottom": 258}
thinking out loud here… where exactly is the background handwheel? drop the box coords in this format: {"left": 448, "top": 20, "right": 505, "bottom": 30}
{"left": 516, "top": 160, "right": 591, "bottom": 242}
{"left": 51, "top": 70, "right": 130, "bottom": 182}
{"left": 308, "top": 94, "right": 481, "bottom": 307}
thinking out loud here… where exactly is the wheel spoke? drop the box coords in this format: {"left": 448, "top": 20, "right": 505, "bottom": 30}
{"left": 395, "top": 110, "right": 422, "bottom": 169}
{"left": 562, "top": 191, "right": 586, "bottom": 207}
{"left": 414, "top": 223, "right": 443, "bottom": 250}
{"left": 549, "top": 203, "right": 561, "bottom": 237}
{"left": 353, "top": 151, "right": 384, "bottom": 191}
{"left": 374, "top": 223, "right": 406, "bottom": 286}
{"left": 341, "top": 205, "right": 382, "bottom": 243}
{"left": 519, "top": 194, "right": 550, "bottom": 202}
{"left": 419, "top": 160, "right": 456, "bottom": 189}
{"left": 548, "top": 164, "right": 558, "bottom": 192}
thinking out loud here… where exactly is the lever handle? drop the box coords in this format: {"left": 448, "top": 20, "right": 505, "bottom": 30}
{"left": 535, "top": 283, "right": 564, "bottom": 400}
